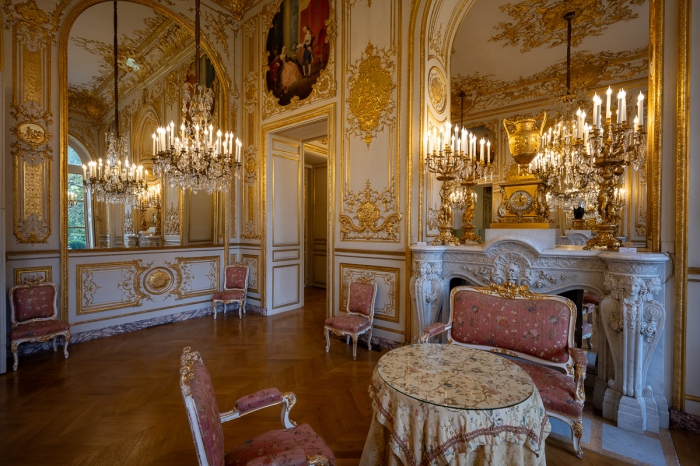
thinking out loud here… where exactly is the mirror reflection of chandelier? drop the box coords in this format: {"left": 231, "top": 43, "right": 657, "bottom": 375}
{"left": 83, "top": 1, "right": 147, "bottom": 206}
{"left": 528, "top": 7, "right": 646, "bottom": 249}
{"left": 152, "top": 0, "right": 241, "bottom": 194}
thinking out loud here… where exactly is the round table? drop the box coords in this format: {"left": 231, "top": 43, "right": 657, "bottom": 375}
{"left": 359, "top": 344, "right": 550, "bottom": 466}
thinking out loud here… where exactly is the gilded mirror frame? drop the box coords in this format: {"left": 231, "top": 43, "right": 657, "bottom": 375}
{"left": 58, "top": 0, "right": 231, "bottom": 319}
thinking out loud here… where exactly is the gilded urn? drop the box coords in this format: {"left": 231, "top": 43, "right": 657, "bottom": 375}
{"left": 503, "top": 112, "right": 547, "bottom": 168}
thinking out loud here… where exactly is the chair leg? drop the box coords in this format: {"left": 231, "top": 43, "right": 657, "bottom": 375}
{"left": 324, "top": 329, "right": 331, "bottom": 353}
{"left": 213, "top": 301, "right": 218, "bottom": 319}
{"left": 63, "top": 333, "right": 70, "bottom": 359}
{"left": 346, "top": 335, "right": 350, "bottom": 345}
{"left": 572, "top": 419, "right": 584, "bottom": 458}
{"left": 586, "top": 337, "right": 593, "bottom": 350}
{"left": 367, "top": 329, "right": 373, "bottom": 351}
{"left": 238, "top": 300, "right": 243, "bottom": 319}
{"left": 11, "top": 342, "right": 18, "bottom": 371}
{"left": 352, "top": 335, "right": 358, "bottom": 360}
{"left": 53, "top": 337, "right": 58, "bottom": 352}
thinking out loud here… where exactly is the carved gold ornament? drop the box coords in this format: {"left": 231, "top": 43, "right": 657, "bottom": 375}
{"left": 14, "top": 266, "right": 52, "bottom": 286}
{"left": 491, "top": 0, "right": 646, "bottom": 53}
{"left": 244, "top": 71, "right": 257, "bottom": 114}
{"left": 340, "top": 180, "right": 401, "bottom": 242}
{"left": 144, "top": 267, "right": 175, "bottom": 295}
{"left": 428, "top": 67, "right": 446, "bottom": 112}
{"left": 77, "top": 260, "right": 152, "bottom": 315}
{"left": 165, "top": 256, "right": 220, "bottom": 300}
{"left": 346, "top": 42, "right": 396, "bottom": 146}
{"left": 451, "top": 47, "right": 647, "bottom": 115}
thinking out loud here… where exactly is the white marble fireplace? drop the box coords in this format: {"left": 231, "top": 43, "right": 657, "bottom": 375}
{"left": 409, "top": 232, "right": 669, "bottom": 434}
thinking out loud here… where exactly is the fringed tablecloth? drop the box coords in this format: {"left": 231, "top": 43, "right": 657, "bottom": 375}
{"left": 360, "top": 344, "right": 550, "bottom": 466}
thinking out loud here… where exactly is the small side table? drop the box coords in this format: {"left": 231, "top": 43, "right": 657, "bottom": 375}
{"left": 360, "top": 344, "right": 550, "bottom": 466}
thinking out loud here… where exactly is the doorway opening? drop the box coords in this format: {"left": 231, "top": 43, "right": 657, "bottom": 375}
{"left": 268, "top": 118, "right": 329, "bottom": 313}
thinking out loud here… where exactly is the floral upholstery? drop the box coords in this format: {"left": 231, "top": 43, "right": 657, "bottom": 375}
{"left": 242, "top": 448, "right": 307, "bottom": 466}
{"left": 11, "top": 320, "right": 70, "bottom": 340}
{"left": 450, "top": 289, "right": 573, "bottom": 363}
{"left": 224, "top": 424, "right": 335, "bottom": 466}
{"left": 582, "top": 322, "right": 593, "bottom": 337}
{"left": 570, "top": 347, "right": 588, "bottom": 368}
{"left": 347, "top": 282, "right": 375, "bottom": 316}
{"left": 225, "top": 266, "right": 248, "bottom": 290}
{"left": 420, "top": 322, "right": 446, "bottom": 342}
{"left": 189, "top": 360, "right": 226, "bottom": 466}
{"left": 324, "top": 315, "right": 370, "bottom": 333}
{"left": 236, "top": 388, "right": 282, "bottom": 415}
{"left": 12, "top": 285, "right": 56, "bottom": 322}
{"left": 213, "top": 290, "right": 247, "bottom": 301}
{"left": 513, "top": 360, "right": 583, "bottom": 418}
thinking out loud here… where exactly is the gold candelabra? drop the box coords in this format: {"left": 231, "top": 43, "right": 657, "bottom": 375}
{"left": 582, "top": 118, "right": 645, "bottom": 250}
{"left": 425, "top": 143, "right": 463, "bottom": 246}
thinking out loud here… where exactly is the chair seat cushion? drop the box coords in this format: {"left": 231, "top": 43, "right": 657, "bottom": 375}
{"left": 11, "top": 320, "right": 69, "bottom": 341}
{"left": 324, "top": 314, "right": 370, "bottom": 333}
{"left": 582, "top": 321, "right": 593, "bottom": 337}
{"left": 213, "top": 290, "right": 246, "bottom": 301}
{"left": 225, "top": 423, "right": 335, "bottom": 466}
{"left": 513, "top": 360, "right": 583, "bottom": 419}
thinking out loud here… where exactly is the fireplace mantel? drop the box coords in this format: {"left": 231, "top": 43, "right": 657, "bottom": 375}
{"left": 409, "top": 236, "right": 669, "bottom": 434}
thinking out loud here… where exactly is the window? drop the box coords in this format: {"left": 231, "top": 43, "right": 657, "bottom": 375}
{"left": 68, "top": 146, "right": 87, "bottom": 249}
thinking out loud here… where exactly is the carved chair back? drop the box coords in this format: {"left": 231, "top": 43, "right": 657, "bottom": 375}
{"left": 224, "top": 264, "right": 249, "bottom": 291}
{"left": 9, "top": 281, "right": 59, "bottom": 329}
{"left": 345, "top": 281, "right": 377, "bottom": 321}
{"left": 180, "top": 348, "right": 225, "bottom": 466}
{"left": 448, "top": 284, "right": 577, "bottom": 374}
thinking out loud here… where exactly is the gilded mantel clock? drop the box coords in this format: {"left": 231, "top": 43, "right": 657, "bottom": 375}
{"left": 491, "top": 113, "right": 553, "bottom": 229}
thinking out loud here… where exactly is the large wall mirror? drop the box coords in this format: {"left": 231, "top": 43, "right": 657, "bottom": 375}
{"left": 449, "top": 0, "right": 650, "bottom": 247}
{"left": 65, "top": 0, "right": 224, "bottom": 250}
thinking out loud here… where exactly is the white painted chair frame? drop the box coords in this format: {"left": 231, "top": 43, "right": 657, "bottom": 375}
{"left": 324, "top": 281, "right": 377, "bottom": 360}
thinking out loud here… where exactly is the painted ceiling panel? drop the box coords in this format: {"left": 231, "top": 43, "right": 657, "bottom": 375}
{"left": 451, "top": 0, "right": 649, "bottom": 116}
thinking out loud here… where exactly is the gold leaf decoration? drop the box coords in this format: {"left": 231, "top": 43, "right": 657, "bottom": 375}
{"left": 491, "top": 0, "right": 646, "bottom": 53}
{"left": 451, "top": 47, "right": 648, "bottom": 115}
{"left": 428, "top": 67, "right": 446, "bottom": 112}
{"left": 346, "top": 42, "right": 396, "bottom": 146}
{"left": 340, "top": 180, "right": 401, "bottom": 242}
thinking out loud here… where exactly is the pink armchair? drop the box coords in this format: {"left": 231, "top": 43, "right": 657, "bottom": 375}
{"left": 9, "top": 280, "right": 70, "bottom": 371}
{"left": 421, "top": 283, "right": 587, "bottom": 458}
{"left": 179, "top": 347, "right": 334, "bottom": 466}
{"left": 213, "top": 263, "right": 249, "bottom": 319}
{"left": 324, "top": 281, "right": 377, "bottom": 360}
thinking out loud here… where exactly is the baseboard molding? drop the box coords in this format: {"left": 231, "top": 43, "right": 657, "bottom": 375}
{"left": 670, "top": 408, "right": 700, "bottom": 434}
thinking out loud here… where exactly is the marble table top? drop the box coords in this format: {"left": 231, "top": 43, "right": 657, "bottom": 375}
{"left": 376, "top": 344, "right": 535, "bottom": 410}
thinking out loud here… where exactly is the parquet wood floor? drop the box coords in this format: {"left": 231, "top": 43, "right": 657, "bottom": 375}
{"left": 0, "top": 287, "right": 687, "bottom": 465}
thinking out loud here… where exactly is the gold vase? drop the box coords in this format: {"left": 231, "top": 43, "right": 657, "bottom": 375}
{"left": 503, "top": 112, "right": 547, "bottom": 171}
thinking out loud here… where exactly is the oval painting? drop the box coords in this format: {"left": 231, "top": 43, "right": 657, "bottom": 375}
{"left": 265, "top": 0, "right": 330, "bottom": 106}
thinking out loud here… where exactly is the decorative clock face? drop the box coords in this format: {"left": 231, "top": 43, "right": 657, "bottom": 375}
{"left": 509, "top": 190, "right": 533, "bottom": 211}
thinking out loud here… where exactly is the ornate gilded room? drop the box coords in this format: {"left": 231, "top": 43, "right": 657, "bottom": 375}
{"left": 1, "top": 0, "right": 699, "bottom": 464}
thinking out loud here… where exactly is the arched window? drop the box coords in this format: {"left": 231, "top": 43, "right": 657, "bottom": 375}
{"left": 67, "top": 146, "right": 88, "bottom": 249}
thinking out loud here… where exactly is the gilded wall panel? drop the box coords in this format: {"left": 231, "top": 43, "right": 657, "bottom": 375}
{"left": 165, "top": 256, "right": 220, "bottom": 300}
{"left": 22, "top": 46, "right": 42, "bottom": 105}
{"left": 14, "top": 266, "right": 52, "bottom": 285}
{"left": 76, "top": 261, "right": 151, "bottom": 315}
{"left": 339, "top": 263, "right": 400, "bottom": 323}
{"left": 341, "top": 0, "right": 402, "bottom": 243}
{"left": 241, "top": 254, "right": 259, "bottom": 293}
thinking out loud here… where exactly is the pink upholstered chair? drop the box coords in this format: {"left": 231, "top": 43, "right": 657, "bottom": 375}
{"left": 8, "top": 280, "right": 70, "bottom": 371}
{"left": 324, "top": 281, "right": 377, "bottom": 360}
{"left": 179, "top": 347, "right": 334, "bottom": 466}
{"left": 213, "top": 263, "right": 249, "bottom": 319}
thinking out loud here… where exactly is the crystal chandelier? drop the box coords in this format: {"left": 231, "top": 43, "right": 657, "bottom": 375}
{"left": 530, "top": 8, "right": 646, "bottom": 250}
{"left": 83, "top": 1, "right": 147, "bottom": 205}
{"left": 151, "top": 0, "right": 241, "bottom": 194}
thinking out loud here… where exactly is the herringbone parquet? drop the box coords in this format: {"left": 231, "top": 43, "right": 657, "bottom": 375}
{"left": 1, "top": 287, "right": 668, "bottom": 465}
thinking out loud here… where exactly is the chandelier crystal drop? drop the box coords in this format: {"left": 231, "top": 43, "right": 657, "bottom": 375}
{"left": 82, "top": 1, "right": 147, "bottom": 205}
{"left": 151, "top": 0, "right": 241, "bottom": 194}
